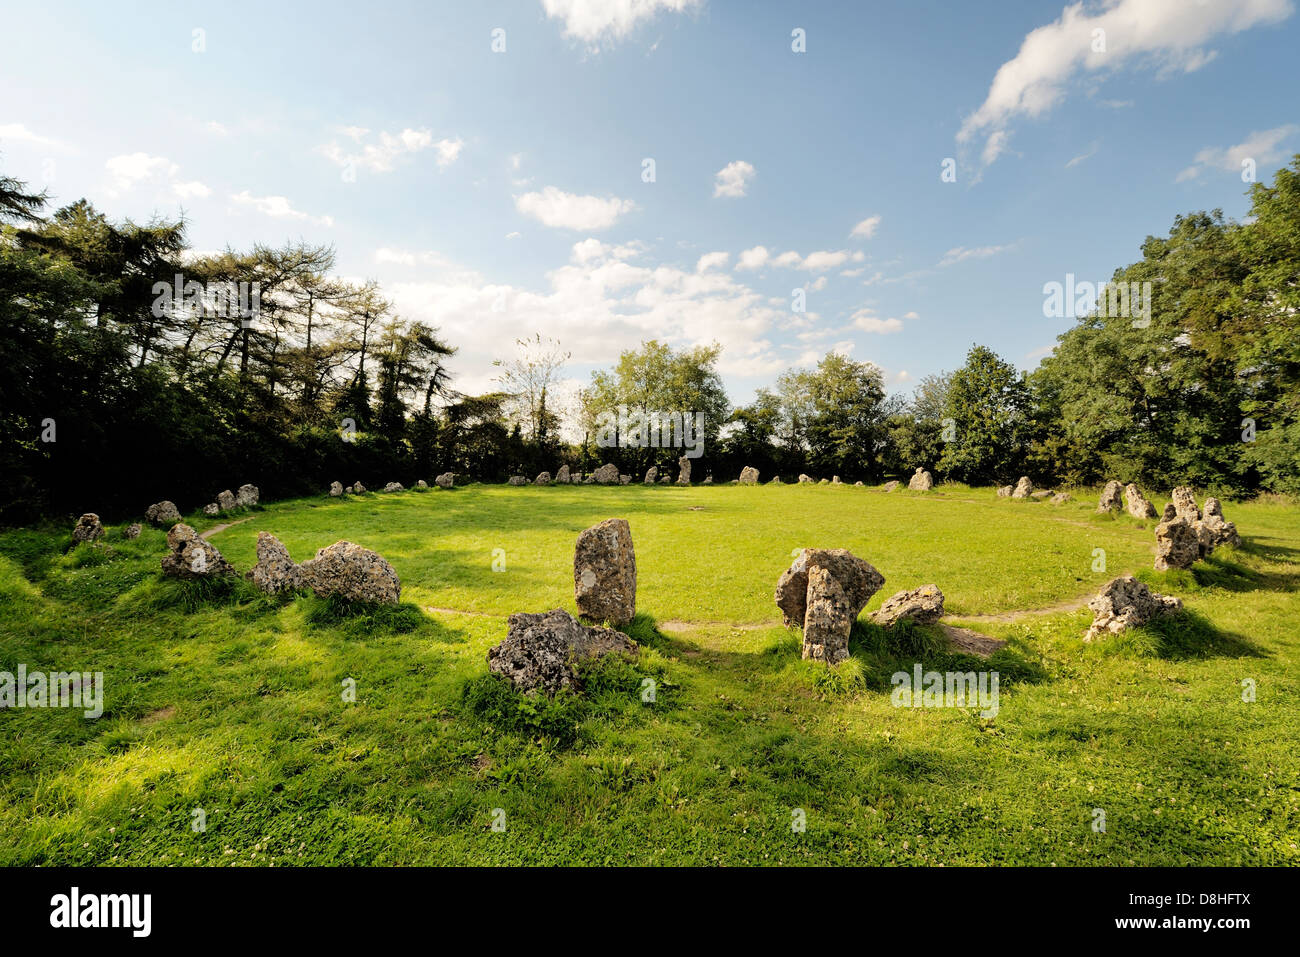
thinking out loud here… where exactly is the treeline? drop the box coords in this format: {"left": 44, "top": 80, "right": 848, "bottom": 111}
{"left": 2, "top": 158, "right": 1297, "bottom": 523}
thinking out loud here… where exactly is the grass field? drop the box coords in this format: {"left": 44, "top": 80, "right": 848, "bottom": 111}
{"left": 2, "top": 482, "right": 1298, "bottom": 865}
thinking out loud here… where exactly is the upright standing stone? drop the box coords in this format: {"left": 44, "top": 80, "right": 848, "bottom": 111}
{"left": 72, "top": 513, "right": 104, "bottom": 543}
{"left": 644, "top": 466, "right": 658, "bottom": 484}
{"left": 247, "top": 532, "right": 304, "bottom": 595}
{"left": 676, "top": 455, "right": 691, "bottom": 485}
{"left": 145, "top": 501, "right": 181, "bottom": 526}
{"left": 435, "top": 472, "right": 455, "bottom": 488}
{"left": 573, "top": 518, "right": 637, "bottom": 626}
{"left": 592, "top": 463, "right": 620, "bottom": 485}
{"left": 1124, "top": 483, "right": 1157, "bottom": 519}
{"left": 329, "top": 481, "right": 344, "bottom": 497}
{"left": 160, "top": 524, "right": 236, "bottom": 579}
{"left": 1154, "top": 516, "right": 1199, "bottom": 571}
{"left": 555, "top": 465, "right": 571, "bottom": 484}
{"left": 236, "top": 484, "right": 259, "bottom": 507}
{"left": 908, "top": 468, "right": 933, "bottom": 491}
{"left": 535, "top": 472, "right": 552, "bottom": 485}
{"left": 738, "top": 466, "right": 760, "bottom": 485}
{"left": 1171, "top": 486, "right": 1201, "bottom": 523}
{"left": 1011, "top": 476, "right": 1033, "bottom": 499}
{"left": 216, "top": 490, "right": 236, "bottom": 511}
{"left": 1097, "top": 480, "right": 1124, "bottom": 513}
{"left": 803, "top": 567, "right": 854, "bottom": 665}
{"left": 775, "top": 548, "right": 885, "bottom": 630}
{"left": 298, "top": 541, "right": 401, "bottom": 603}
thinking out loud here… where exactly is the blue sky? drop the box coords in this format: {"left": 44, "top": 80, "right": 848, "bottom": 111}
{"left": 2, "top": 0, "right": 1298, "bottom": 407}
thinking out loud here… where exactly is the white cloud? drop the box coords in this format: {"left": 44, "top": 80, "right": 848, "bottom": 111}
{"left": 105, "top": 152, "right": 211, "bottom": 201}
{"left": 798, "top": 250, "right": 852, "bottom": 272}
{"left": 515, "top": 186, "right": 637, "bottom": 230}
{"left": 850, "top": 309, "right": 904, "bottom": 334}
{"left": 173, "top": 180, "right": 212, "bottom": 199}
{"left": 736, "top": 245, "right": 770, "bottom": 270}
{"left": 696, "top": 251, "right": 730, "bottom": 272}
{"left": 541, "top": 0, "right": 702, "bottom": 48}
{"left": 938, "top": 243, "right": 1015, "bottom": 267}
{"left": 319, "top": 127, "right": 462, "bottom": 173}
{"left": 850, "top": 214, "right": 881, "bottom": 239}
{"left": 505, "top": 231, "right": 521, "bottom": 240}
{"left": 0, "top": 123, "right": 60, "bottom": 148}
{"left": 958, "top": 0, "right": 1293, "bottom": 168}
{"left": 230, "top": 190, "right": 334, "bottom": 227}
{"left": 713, "top": 160, "right": 756, "bottom": 198}
{"left": 1066, "top": 142, "right": 1100, "bottom": 168}
{"left": 1176, "top": 124, "right": 1299, "bottom": 181}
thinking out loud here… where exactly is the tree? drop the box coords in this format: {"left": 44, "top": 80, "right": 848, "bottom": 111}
{"left": 777, "top": 353, "right": 890, "bottom": 479}
{"left": 939, "top": 345, "right": 1030, "bottom": 484}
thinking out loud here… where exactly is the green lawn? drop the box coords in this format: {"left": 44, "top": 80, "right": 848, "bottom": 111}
{"left": 1, "top": 483, "right": 1297, "bottom": 865}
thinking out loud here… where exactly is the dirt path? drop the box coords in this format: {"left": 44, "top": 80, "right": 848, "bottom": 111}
{"left": 200, "top": 516, "right": 254, "bottom": 539}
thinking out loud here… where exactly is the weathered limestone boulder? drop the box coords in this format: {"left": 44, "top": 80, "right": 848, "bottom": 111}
{"left": 1050, "top": 492, "right": 1073, "bottom": 505}
{"left": 832, "top": 476, "right": 842, "bottom": 485}
{"left": 1171, "top": 486, "right": 1201, "bottom": 523}
{"left": 203, "top": 503, "right": 219, "bottom": 516}
{"left": 592, "top": 463, "right": 620, "bottom": 485}
{"left": 854, "top": 481, "right": 864, "bottom": 487}
{"left": 582, "top": 474, "right": 596, "bottom": 484}
{"left": 487, "top": 609, "right": 637, "bottom": 696}
{"left": 803, "top": 567, "right": 855, "bottom": 665}
{"left": 435, "top": 472, "right": 455, "bottom": 488}
{"left": 644, "top": 466, "right": 658, "bottom": 484}
{"left": 1124, "top": 483, "right": 1157, "bottom": 519}
{"left": 871, "top": 584, "right": 944, "bottom": 628}
{"left": 658, "top": 475, "right": 670, "bottom": 484}
{"left": 818, "top": 478, "right": 830, "bottom": 485}
{"left": 145, "top": 501, "right": 181, "bottom": 526}
{"left": 72, "top": 513, "right": 104, "bottom": 544}
{"left": 738, "top": 466, "right": 760, "bottom": 485}
{"left": 574, "top": 518, "right": 636, "bottom": 626}
{"left": 383, "top": 482, "right": 404, "bottom": 493}
{"left": 702, "top": 475, "right": 713, "bottom": 484}
{"left": 217, "top": 489, "right": 236, "bottom": 511}
{"left": 620, "top": 474, "right": 632, "bottom": 485}
{"left": 247, "top": 532, "right": 304, "bottom": 595}
{"left": 677, "top": 455, "right": 691, "bottom": 485}
{"left": 352, "top": 481, "right": 367, "bottom": 494}
{"left": 160, "top": 523, "right": 236, "bottom": 579}
{"left": 1097, "top": 480, "right": 1123, "bottom": 513}
{"left": 1084, "top": 576, "right": 1182, "bottom": 642}
{"left": 329, "top": 481, "right": 344, "bottom": 497}
{"left": 798, "top": 474, "right": 813, "bottom": 484}
{"left": 1160, "top": 502, "right": 1176, "bottom": 522}
{"left": 882, "top": 480, "right": 900, "bottom": 492}
{"left": 416, "top": 480, "right": 428, "bottom": 488}
{"left": 124, "top": 523, "right": 142, "bottom": 540}
{"left": 507, "top": 476, "right": 527, "bottom": 486}
{"left": 1030, "top": 490, "right": 1053, "bottom": 501}
{"left": 774, "top": 548, "right": 885, "bottom": 630}
{"left": 1154, "top": 516, "right": 1199, "bottom": 571}
{"left": 236, "top": 484, "right": 259, "bottom": 507}
{"left": 1198, "top": 497, "right": 1241, "bottom": 552}
{"left": 768, "top": 476, "right": 782, "bottom": 485}
{"left": 1011, "top": 476, "right": 1033, "bottom": 499}
{"left": 555, "top": 465, "right": 571, "bottom": 484}
{"left": 534, "top": 472, "right": 552, "bottom": 486}
{"left": 997, "top": 485, "right": 1014, "bottom": 497}
{"left": 299, "top": 541, "right": 401, "bottom": 604}
{"left": 908, "top": 468, "right": 933, "bottom": 491}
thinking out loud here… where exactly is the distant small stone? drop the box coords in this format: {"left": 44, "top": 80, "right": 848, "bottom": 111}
{"left": 908, "top": 468, "right": 933, "bottom": 491}
{"left": 217, "top": 490, "right": 236, "bottom": 511}
{"left": 535, "top": 472, "right": 552, "bottom": 486}
{"left": 997, "top": 485, "right": 1014, "bottom": 498}
{"left": 644, "top": 466, "right": 658, "bottom": 484}
{"left": 72, "top": 513, "right": 104, "bottom": 544}
{"left": 883, "top": 480, "right": 900, "bottom": 492}
{"left": 592, "top": 463, "right": 621, "bottom": 485}
{"left": 383, "top": 482, "right": 404, "bottom": 493}
{"left": 160, "top": 523, "right": 236, "bottom": 579}
{"left": 435, "top": 473, "right": 455, "bottom": 489}
{"left": 676, "top": 455, "right": 691, "bottom": 485}
{"left": 1124, "top": 483, "right": 1157, "bottom": 519}
{"left": 235, "top": 484, "right": 259, "bottom": 507}
{"left": 555, "top": 465, "right": 571, "bottom": 484}
{"left": 145, "top": 501, "right": 181, "bottom": 526}
{"left": 739, "top": 466, "right": 760, "bottom": 485}
{"left": 1011, "top": 476, "right": 1033, "bottom": 499}
{"left": 416, "top": 480, "right": 428, "bottom": 488}
{"left": 124, "top": 523, "right": 142, "bottom": 540}
{"left": 1097, "top": 480, "right": 1124, "bottom": 513}
{"left": 203, "top": 503, "right": 219, "bottom": 516}
{"left": 508, "top": 476, "right": 527, "bottom": 486}
{"left": 329, "top": 481, "right": 344, "bottom": 497}
{"left": 1050, "top": 492, "right": 1073, "bottom": 505}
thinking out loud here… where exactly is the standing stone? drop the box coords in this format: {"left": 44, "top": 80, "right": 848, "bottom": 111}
{"left": 1124, "top": 483, "right": 1157, "bottom": 519}
{"left": 160, "top": 523, "right": 236, "bottom": 579}
{"left": 644, "top": 466, "right": 658, "bottom": 484}
{"left": 417, "top": 480, "right": 428, "bottom": 488}
{"left": 908, "top": 468, "right": 933, "bottom": 491}
{"left": 124, "top": 523, "right": 142, "bottom": 539}
{"left": 775, "top": 548, "right": 885, "bottom": 630}
{"left": 217, "top": 489, "right": 237, "bottom": 511}
{"left": 247, "top": 532, "right": 304, "bottom": 595}
{"left": 507, "top": 476, "right": 527, "bottom": 486}
{"left": 329, "top": 481, "right": 344, "bottom": 497}
{"left": 1084, "top": 576, "right": 1182, "bottom": 642}
{"left": 573, "top": 518, "right": 636, "bottom": 626}
{"left": 1160, "top": 502, "right": 1176, "bottom": 522}
{"left": 871, "top": 584, "right": 945, "bottom": 627}
{"left": 803, "top": 567, "right": 855, "bottom": 665}
{"left": 1154, "top": 516, "right": 1200, "bottom": 571}
{"left": 768, "top": 476, "right": 782, "bottom": 485}
{"left": 203, "top": 503, "right": 219, "bottom": 516}
{"left": 882, "top": 480, "right": 900, "bottom": 492}
{"left": 676, "top": 455, "right": 691, "bottom": 485}
{"left": 1011, "top": 476, "right": 1033, "bottom": 499}
{"left": 145, "top": 501, "right": 181, "bottom": 526}
{"left": 299, "top": 541, "right": 401, "bottom": 603}
{"left": 555, "top": 465, "right": 571, "bottom": 484}
{"left": 854, "top": 481, "right": 864, "bottom": 487}
{"left": 236, "top": 484, "right": 259, "bottom": 507}
{"left": 487, "top": 609, "right": 637, "bottom": 696}
{"left": 738, "top": 466, "right": 760, "bottom": 485}
{"left": 798, "top": 474, "right": 813, "bottom": 484}
{"left": 1171, "top": 486, "right": 1201, "bottom": 523}
{"left": 383, "top": 482, "right": 404, "bottom": 493}
{"left": 620, "top": 474, "right": 632, "bottom": 485}
{"left": 352, "top": 481, "right": 367, "bottom": 494}
{"left": 702, "top": 475, "right": 713, "bottom": 485}
{"left": 435, "top": 472, "right": 455, "bottom": 488}
{"left": 1198, "top": 497, "right": 1241, "bottom": 552}
{"left": 831, "top": 476, "right": 842, "bottom": 485}
{"left": 72, "top": 513, "right": 104, "bottom": 544}
{"left": 592, "top": 463, "right": 620, "bottom": 485}
{"left": 1097, "top": 480, "right": 1124, "bottom": 513}
{"left": 997, "top": 485, "right": 1014, "bottom": 497}
{"left": 534, "top": 472, "right": 552, "bottom": 486}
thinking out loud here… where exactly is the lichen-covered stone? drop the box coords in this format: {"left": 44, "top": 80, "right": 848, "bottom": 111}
{"left": 1097, "top": 480, "right": 1123, "bottom": 513}
{"left": 1124, "top": 483, "right": 1157, "bottom": 519}
{"left": 1084, "top": 576, "right": 1182, "bottom": 642}
{"left": 574, "top": 519, "right": 636, "bottom": 626}
{"left": 775, "top": 548, "right": 885, "bottom": 630}
{"left": 908, "top": 468, "right": 933, "bottom": 491}
{"left": 487, "top": 608, "right": 637, "bottom": 695}
{"left": 871, "top": 584, "right": 945, "bottom": 627}
{"left": 72, "top": 513, "right": 104, "bottom": 544}
{"left": 1154, "top": 516, "right": 1199, "bottom": 571}
{"left": 160, "top": 523, "right": 236, "bottom": 579}
{"left": 247, "top": 531, "right": 304, "bottom": 595}
{"left": 739, "top": 466, "right": 760, "bottom": 485}
{"left": 299, "top": 541, "right": 401, "bottom": 603}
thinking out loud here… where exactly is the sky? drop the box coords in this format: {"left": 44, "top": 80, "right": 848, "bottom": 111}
{"left": 2, "top": 0, "right": 1299, "bottom": 408}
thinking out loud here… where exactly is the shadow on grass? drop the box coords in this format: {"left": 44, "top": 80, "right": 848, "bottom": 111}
{"left": 1101, "top": 607, "right": 1266, "bottom": 661}
{"left": 302, "top": 593, "right": 467, "bottom": 643}
{"left": 851, "top": 620, "right": 1050, "bottom": 692}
